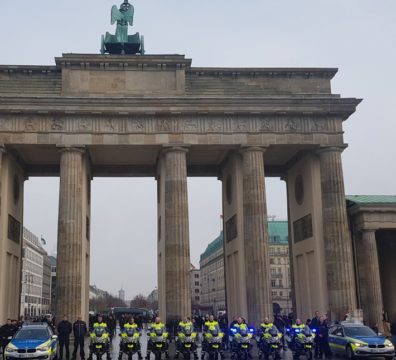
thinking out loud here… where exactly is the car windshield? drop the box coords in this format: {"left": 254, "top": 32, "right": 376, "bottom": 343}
{"left": 15, "top": 328, "right": 49, "bottom": 340}
{"left": 344, "top": 326, "right": 377, "bottom": 337}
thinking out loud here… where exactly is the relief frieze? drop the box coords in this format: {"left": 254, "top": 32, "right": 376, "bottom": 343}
{"left": 234, "top": 118, "right": 250, "bottom": 132}
{"left": 310, "top": 118, "right": 328, "bottom": 132}
{"left": 51, "top": 118, "right": 64, "bottom": 131}
{"left": 179, "top": 118, "right": 199, "bottom": 132}
{"left": 0, "top": 114, "right": 340, "bottom": 135}
{"left": 155, "top": 118, "right": 173, "bottom": 132}
{"left": 284, "top": 118, "right": 300, "bottom": 132}
{"left": 23, "top": 116, "right": 42, "bottom": 132}
{"left": 257, "top": 118, "right": 274, "bottom": 132}
{"left": 205, "top": 118, "right": 224, "bottom": 132}
{"left": 126, "top": 117, "right": 145, "bottom": 132}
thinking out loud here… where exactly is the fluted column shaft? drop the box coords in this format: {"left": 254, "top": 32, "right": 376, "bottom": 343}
{"left": 319, "top": 147, "right": 356, "bottom": 321}
{"left": 163, "top": 147, "right": 191, "bottom": 321}
{"left": 56, "top": 147, "right": 85, "bottom": 321}
{"left": 241, "top": 147, "right": 272, "bottom": 326}
{"left": 361, "top": 230, "right": 383, "bottom": 330}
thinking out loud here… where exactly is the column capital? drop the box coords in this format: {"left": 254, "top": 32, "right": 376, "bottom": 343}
{"left": 239, "top": 145, "right": 268, "bottom": 154}
{"left": 57, "top": 145, "right": 86, "bottom": 154}
{"left": 316, "top": 145, "right": 348, "bottom": 155}
{"left": 161, "top": 144, "right": 190, "bottom": 155}
{"left": 361, "top": 228, "right": 377, "bottom": 235}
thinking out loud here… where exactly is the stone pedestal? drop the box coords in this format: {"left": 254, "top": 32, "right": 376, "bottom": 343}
{"left": 318, "top": 147, "right": 356, "bottom": 321}
{"left": 361, "top": 230, "right": 383, "bottom": 330}
{"left": 159, "top": 146, "right": 191, "bottom": 322}
{"left": 56, "top": 147, "right": 91, "bottom": 323}
{"left": 241, "top": 147, "right": 272, "bottom": 326}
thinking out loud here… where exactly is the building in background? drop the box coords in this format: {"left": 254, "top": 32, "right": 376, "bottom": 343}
{"left": 199, "top": 232, "right": 226, "bottom": 314}
{"left": 48, "top": 256, "right": 57, "bottom": 313}
{"left": 191, "top": 264, "right": 201, "bottom": 307}
{"left": 119, "top": 288, "right": 125, "bottom": 301}
{"left": 20, "top": 227, "right": 51, "bottom": 318}
{"left": 199, "top": 220, "right": 292, "bottom": 316}
{"left": 268, "top": 220, "right": 292, "bottom": 315}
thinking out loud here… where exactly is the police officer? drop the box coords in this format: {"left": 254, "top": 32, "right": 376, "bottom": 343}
{"left": 119, "top": 317, "right": 142, "bottom": 360}
{"left": 230, "top": 317, "right": 251, "bottom": 358}
{"left": 273, "top": 315, "right": 286, "bottom": 350}
{"left": 88, "top": 315, "right": 110, "bottom": 360}
{"left": 0, "top": 319, "right": 15, "bottom": 355}
{"left": 202, "top": 315, "right": 224, "bottom": 360}
{"left": 146, "top": 317, "right": 168, "bottom": 360}
{"left": 258, "top": 317, "right": 275, "bottom": 334}
{"left": 257, "top": 317, "right": 281, "bottom": 355}
{"left": 57, "top": 315, "right": 72, "bottom": 360}
{"left": 72, "top": 315, "right": 87, "bottom": 360}
{"left": 174, "top": 317, "right": 198, "bottom": 360}
{"left": 289, "top": 318, "right": 306, "bottom": 349}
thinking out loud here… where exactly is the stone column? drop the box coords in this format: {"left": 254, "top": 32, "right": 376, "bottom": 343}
{"left": 0, "top": 145, "right": 4, "bottom": 218}
{"left": 361, "top": 229, "right": 383, "bottom": 330}
{"left": 56, "top": 147, "right": 88, "bottom": 322}
{"left": 162, "top": 146, "right": 191, "bottom": 322}
{"left": 241, "top": 146, "right": 272, "bottom": 326}
{"left": 318, "top": 147, "right": 356, "bottom": 322}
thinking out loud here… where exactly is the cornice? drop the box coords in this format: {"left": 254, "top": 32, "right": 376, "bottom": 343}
{"left": 0, "top": 96, "right": 361, "bottom": 117}
{"left": 187, "top": 67, "right": 338, "bottom": 79}
{"left": 55, "top": 54, "right": 192, "bottom": 70}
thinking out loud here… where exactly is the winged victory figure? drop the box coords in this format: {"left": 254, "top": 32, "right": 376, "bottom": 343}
{"left": 101, "top": 0, "right": 144, "bottom": 55}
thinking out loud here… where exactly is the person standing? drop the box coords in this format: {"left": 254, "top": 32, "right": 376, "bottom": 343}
{"left": 57, "top": 315, "right": 73, "bottom": 360}
{"left": 316, "top": 316, "right": 332, "bottom": 359}
{"left": 390, "top": 320, "right": 396, "bottom": 347}
{"left": 72, "top": 316, "right": 87, "bottom": 360}
{"left": 107, "top": 316, "right": 116, "bottom": 341}
{"left": 0, "top": 319, "right": 15, "bottom": 354}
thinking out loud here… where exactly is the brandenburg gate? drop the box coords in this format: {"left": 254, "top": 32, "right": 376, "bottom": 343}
{"left": 0, "top": 51, "right": 361, "bottom": 325}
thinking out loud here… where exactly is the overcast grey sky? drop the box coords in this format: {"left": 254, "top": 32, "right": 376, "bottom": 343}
{"left": 1, "top": 0, "right": 395, "bottom": 299}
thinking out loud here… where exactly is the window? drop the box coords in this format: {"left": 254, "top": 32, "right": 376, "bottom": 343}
{"left": 194, "top": 274, "right": 199, "bottom": 279}
{"left": 195, "top": 281, "right": 199, "bottom": 286}
{"left": 271, "top": 280, "right": 276, "bottom": 287}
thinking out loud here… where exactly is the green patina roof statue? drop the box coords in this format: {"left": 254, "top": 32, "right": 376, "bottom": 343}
{"left": 101, "top": 0, "right": 145, "bottom": 55}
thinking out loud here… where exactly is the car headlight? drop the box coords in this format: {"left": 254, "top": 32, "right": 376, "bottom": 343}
{"left": 37, "top": 346, "right": 50, "bottom": 351}
{"left": 354, "top": 343, "right": 362, "bottom": 347}
{"left": 385, "top": 340, "right": 394, "bottom": 348}
{"left": 5, "top": 345, "right": 17, "bottom": 352}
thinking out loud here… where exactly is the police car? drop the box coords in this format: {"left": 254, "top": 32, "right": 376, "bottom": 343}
{"left": 328, "top": 322, "right": 394, "bottom": 359}
{"left": 4, "top": 323, "right": 58, "bottom": 360}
